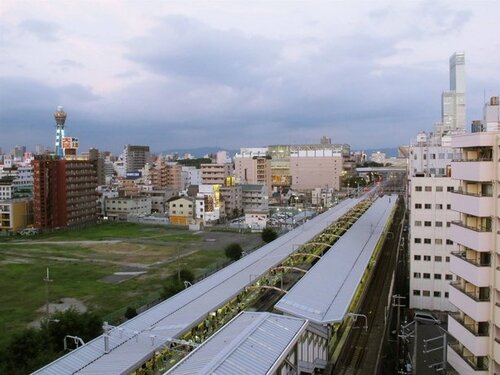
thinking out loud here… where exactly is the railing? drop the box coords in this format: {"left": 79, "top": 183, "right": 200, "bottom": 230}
{"left": 451, "top": 220, "right": 492, "bottom": 233}
{"left": 449, "top": 312, "right": 489, "bottom": 337}
{"left": 449, "top": 342, "right": 489, "bottom": 371}
{"left": 450, "top": 282, "right": 490, "bottom": 302}
{"left": 451, "top": 251, "right": 491, "bottom": 267}
{"left": 453, "top": 187, "right": 493, "bottom": 197}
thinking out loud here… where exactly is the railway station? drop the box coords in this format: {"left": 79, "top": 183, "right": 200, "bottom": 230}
{"left": 33, "top": 191, "right": 399, "bottom": 375}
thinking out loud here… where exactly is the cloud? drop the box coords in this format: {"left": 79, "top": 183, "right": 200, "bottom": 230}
{"left": 126, "top": 16, "right": 281, "bottom": 86}
{"left": 52, "top": 59, "right": 84, "bottom": 71}
{"left": 18, "top": 19, "right": 60, "bottom": 42}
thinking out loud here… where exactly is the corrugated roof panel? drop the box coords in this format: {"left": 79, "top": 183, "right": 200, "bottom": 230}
{"left": 275, "top": 195, "right": 397, "bottom": 324}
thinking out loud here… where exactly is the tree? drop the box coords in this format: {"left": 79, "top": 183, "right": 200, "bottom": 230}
{"left": 261, "top": 228, "right": 277, "bottom": 243}
{"left": 225, "top": 243, "right": 243, "bottom": 261}
{"left": 124, "top": 307, "right": 138, "bottom": 320}
{"left": 179, "top": 268, "right": 195, "bottom": 283}
{"left": 161, "top": 279, "right": 184, "bottom": 299}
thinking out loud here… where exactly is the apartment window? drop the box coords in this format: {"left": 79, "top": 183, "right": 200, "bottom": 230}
{"left": 413, "top": 290, "right": 421, "bottom": 296}
{"left": 424, "top": 238, "right": 431, "bottom": 244}
{"left": 435, "top": 256, "right": 442, "bottom": 262}
{"left": 414, "top": 255, "right": 421, "bottom": 261}
{"left": 414, "top": 238, "right": 421, "bottom": 244}
{"left": 436, "top": 221, "right": 443, "bottom": 227}
{"left": 423, "top": 290, "right": 430, "bottom": 297}
{"left": 446, "top": 239, "right": 453, "bottom": 245}
{"left": 424, "top": 204, "right": 431, "bottom": 209}
{"left": 434, "top": 291, "right": 441, "bottom": 297}
{"left": 415, "top": 203, "right": 422, "bottom": 209}
{"left": 439, "top": 153, "right": 445, "bottom": 159}
{"left": 424, "top": 221, "right": 431, "bottom": 227}
{"left": 435, "top": 204, "right": 443, "bottom": 209}
{"left": 425, "top": 186, "right": 432, "bottom": 192}
{"left": 446, "top": 204, "right": 451, "bottom": 209}
{"left": 415, "top": 221, "right": 422, "bottom": 226}
{"left": 436, "top": 186, "right": 443, "bottom": 192}
{"left": 434, "top": 274, "right": 441, "bottom": 280}
{"left": 435, "top": 239, "right": 442, "bottom": 245}
{"left": 447, "top": 222, "right": 451, "bottom": 227}
{"left": 414, "top": 272, "right": 421, "bottom": 278}
{"left": 447, "top": 186, "right": 454, "bottom": 192}
{"left": 444, "top": 292, "right": 449, "bottom": 298}
{"left": 423, "top": 273, "right": 430, "bottom": 279}
{"left": 173, "top": 204, "right": 176, "bottom": 207}
{"left": 179, "top": 204, "right": 184, "bottom": 208}
{"left": 445, "top": 274, "right": 453, "bottom": 280}
{"left": 424, "top": 255, "right": 431, "bottom": 261}
{"left": 431, "top": 154, "right": 436, "bottom": 159}
{"left": 445, "top": 256, "right": 450, "bottom": 262}
{"left": 415, "top": 186, "right": 422, "bottom": 192}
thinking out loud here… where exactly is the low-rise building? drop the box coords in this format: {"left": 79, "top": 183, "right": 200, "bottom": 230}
{"left": 0, "top": 198, "right": 33, "bottom": 234}
{"left": 241, "top": 184, "right": 269, "bottom": 212}
{"left": 168, "top": 196, "right": 195, "bottom": 225}
{"left": 103, "top": 196, "right": 152, "bottom": 221}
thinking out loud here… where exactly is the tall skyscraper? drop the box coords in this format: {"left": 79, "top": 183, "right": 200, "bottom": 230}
{"left": 54, "top": 106, "right": 67, "bottom": 158}
{"left": 438, "top": 52, "right": 466, "bottom": 137}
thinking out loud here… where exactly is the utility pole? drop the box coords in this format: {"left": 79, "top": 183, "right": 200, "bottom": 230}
{"left": 44, "top": 267, "right": 53, "bottom": 317}
{"left": 393, "top": 294, "right": 406, "bottom": 369}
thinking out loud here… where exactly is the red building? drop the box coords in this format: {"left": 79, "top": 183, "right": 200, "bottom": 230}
{"left": 32, "top": 156, "right": 98, "bottom": 229}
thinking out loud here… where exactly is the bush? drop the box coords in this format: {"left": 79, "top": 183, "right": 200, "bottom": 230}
{"left": 261, "top": 228, "right": 277, "bottom": 243}
{"left": 179, "top": 268, "right": 195, "bottom": 283}
{"left": 161, "top": 279, "right": 184, "bottom": 299}
{"left": 124, "top": 307, "right": 137, "bottom": 320}
{"left": 224, "top": 243, "right": 243, "bottom": 261}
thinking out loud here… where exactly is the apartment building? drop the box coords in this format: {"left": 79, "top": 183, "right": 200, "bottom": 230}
{"left": 234, "top": 148, "right": 272, "bottom": 196}
{"left": 0, "top": 198, "right": 33, "bottom": 234}
{"left": 123, "top": 145, "right": 150, "bottom": 173}
{"left": 200, "top": 163, "right": 233, "bottom": 185}
{"left": 447, "top": 97, "right": 499, "bottom": 374}
{"left": 168, "top": 197, "right": 195, "bottom": 225}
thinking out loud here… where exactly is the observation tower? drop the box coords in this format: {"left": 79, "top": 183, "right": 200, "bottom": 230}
{"left": 54, "top": 106, "right": 67, "bottom": 158}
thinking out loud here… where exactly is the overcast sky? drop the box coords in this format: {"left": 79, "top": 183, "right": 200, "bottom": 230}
{"left": 1, "top": 0, "right": 499, "bottom": 154}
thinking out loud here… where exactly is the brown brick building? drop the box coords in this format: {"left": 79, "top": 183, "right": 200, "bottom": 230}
{"left": 32, "top": 156, "right": 98, "bottom": 229}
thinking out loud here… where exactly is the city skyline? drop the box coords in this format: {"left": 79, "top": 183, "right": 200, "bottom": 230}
{"left": 1, "top": 1, "right": 499, "bottom": 153}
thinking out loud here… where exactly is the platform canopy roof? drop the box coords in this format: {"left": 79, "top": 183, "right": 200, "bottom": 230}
{"left": 165, "top": 312, "right": 307, "bottom": 375}
{"left": 275, "top": 195, "right": 397, "bottom": 325}
{"left": 33, "top": 198, "right": 362, "bottom": 375}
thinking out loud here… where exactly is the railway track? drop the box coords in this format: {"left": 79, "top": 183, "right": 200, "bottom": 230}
{"left": 333, "top": 198, "right": 404, "bottom": 375}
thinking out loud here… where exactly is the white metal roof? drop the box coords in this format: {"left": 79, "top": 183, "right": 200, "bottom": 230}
{"left": 33, "top": 198, "right": 361, "bottom": 375}
{"left": 165, "top": 312, "right": 307, "bottom": 375}
{"left": 275, "top": 195, "right": 397, "bottom": 324}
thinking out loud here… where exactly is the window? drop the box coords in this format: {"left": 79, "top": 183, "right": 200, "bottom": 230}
{"left": 445, "top": 292, "right": 449, "bottom": 298}
{"left": 424, "top": 238, "right": 431, "bottom": 244}
{"left": 414, "top": 272, "right": 421, "bottom": 278}
{"left": 447, "top": 186, "right": 454, "bottom": 192}
{"left": 445, "top": 256, "right": 450, "bottom": 262}
{"left": 424, "top": 221, "right": 431, "bottom": 227}
{"left": 435, "top": 239, "right": 442, "bottom": 245}
{"left": 431, "top": 154, "right": 436, "bottom": 159}
{"left": 424, "top": 255, "right": 431, "bottom": 261}
{"left": 435, "top": 204, "right": 443, "bottom": 209}
{"left": 414, "top": 238, "right": 421, "bottom": 244}
{"left": 413, "top": 290, "right": 421, "bottom": 296}
{"left": 173, "top": 204, "right": 176, "bottom": 207}
{"left": 423, "top": 290, "right": 430, "bottom": 297}
{"left": 439, "top": 153, "right": 445, "bottom": 159}
{"left": 435, "top": 256, "right": 442, "bottom": 262}
{"left": 447, "top": 204, "right": 451, "bottom": 209}
{"left": 179, "top": 204, "right": 184, "bottom": 208}
{"left": 446, "top": 239, "right": 454, "bottom": 245}
{"left": 424, "top": 204, "right": 431, "bottom": 209}
{"left": 436, "top": 186, "right": 443, "bottom": 192}
{"left": 415, "top": 203, "right": 422, "bottom": 209}
{"left": 434, "top": 291, "right": 441, "bottom": 297}
{"left": 414, "top": 255, "right": 421, "bottom": 261}
{"left": 415, "top": 186, "right": 422, "bottom": 192}
{"left": 415, "top": 221, "right": 422, "bottom": 226}
{"left": 445, "top": 274, "right": 453, "bottom": 280}
{"left": 425, "top": 186, "right": 432, "bottom": 192}
{"left": 434, "top": 274, "right": 441, "bottom": 279}
{"left": 447, "top": 222, "right": 451, "bottom": 227}
{"left": 435, "top": 221, "right": 443, "bottom": 227}
{"left": 423, "top": 273, "right": 431, "bottom": 279}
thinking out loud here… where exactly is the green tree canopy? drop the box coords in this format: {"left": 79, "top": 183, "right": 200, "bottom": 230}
{"left": 225, "top": 243, "right": 243, "bottom": 261}
{"left": 261, "top": 228, "right": 278, "bottom": 243}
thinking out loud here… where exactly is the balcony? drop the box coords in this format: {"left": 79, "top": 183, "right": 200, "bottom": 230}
{"left": 451, "top": 190, "right": 493, "bottom": 217}
{"left": 448, "top": 314, "right": 489, "bottom": 356}
{"left": 450, "top": 252, "right": 490, "bottom": 286}
{"left": 496, "top": 304, "right": 500, "bottom": 328}
{"left": 449, "top": 283, "right": 490, "bottom": 321}
{"left": 448, "top": 343, "right": 489, "bottom": 374}
{"left": 451, "top": 161, "right": 494, "bottom": 182}
{"left": 450, "top": 222, "right": 493, "bottom": 252}
{"left": 495, "top": 339, "right": 500, "bottom": 365}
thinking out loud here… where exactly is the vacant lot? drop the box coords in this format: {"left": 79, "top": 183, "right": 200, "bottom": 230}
{"left": 0, "top": 222, "right": 262, "bottom": 349}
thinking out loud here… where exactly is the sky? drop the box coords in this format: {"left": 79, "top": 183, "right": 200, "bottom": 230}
{"left": 1, "top": 0, "right": 499, "bottom": 154}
